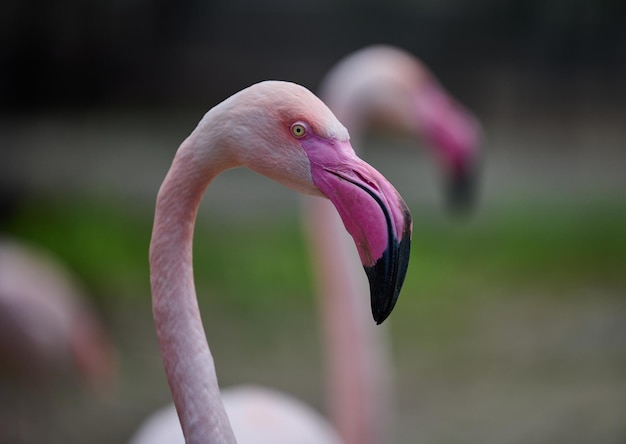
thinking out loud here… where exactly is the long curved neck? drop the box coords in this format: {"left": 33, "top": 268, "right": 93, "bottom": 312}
{"left": 149, "top": 137, "right": 237, "bottom": 444}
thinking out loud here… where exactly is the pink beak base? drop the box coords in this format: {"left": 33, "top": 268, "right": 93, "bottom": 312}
{"left": 301, "top": 136, "right": 412, "bottom": 324}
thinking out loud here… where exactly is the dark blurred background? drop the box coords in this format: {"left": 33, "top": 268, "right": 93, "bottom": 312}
{"left": 2, "top": 0, "right": 625, "bottom": 109}
{"left": 1, "top": 1, "right": 625, "bottom": 443}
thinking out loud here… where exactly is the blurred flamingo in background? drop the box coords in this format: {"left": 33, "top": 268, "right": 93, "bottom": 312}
{"left": 304, "top": 44, "right": 482, "bottom": 444}
{"left": 0, "top": 237, "right": 116, "bottom": 390}
{"left": 318, "top": 45, "right": 482, "bottom": 208}
{"left": 131, "top": 80, "right": 412, "bottom": 443}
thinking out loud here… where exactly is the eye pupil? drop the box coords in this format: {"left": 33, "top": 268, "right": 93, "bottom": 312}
{"left": 292, "top": 124, "right": 306, "bottom": 138}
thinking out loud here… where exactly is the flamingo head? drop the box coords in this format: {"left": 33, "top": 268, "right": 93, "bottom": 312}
{"left": 342, "top": 77, "right": 482, "bottom": 214}
{"left": 204, "top": 81, "right": 412, "bottom": 323}
{"left": 319, "top": 45, "right": 482, "bottom": 213}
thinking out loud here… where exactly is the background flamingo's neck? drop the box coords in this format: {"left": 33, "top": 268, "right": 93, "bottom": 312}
{"left": 150, "top": 140, "right": 236, "bottom": 444}
{"left": 304, "top": 197, "right": 393, "bottom": 444}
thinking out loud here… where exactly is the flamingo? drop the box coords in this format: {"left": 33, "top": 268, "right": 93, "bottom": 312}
{"left": 0, "top": 237, "right": 116, "bottom": 390}
{"left": 132, "top": 80, "right": 412, "bottom": 444}
{"left": 304, "top": 45, "right": 482, "bottom": 444}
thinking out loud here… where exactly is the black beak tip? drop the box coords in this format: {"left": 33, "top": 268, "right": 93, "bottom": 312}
{"left": 364, "top": 263, "right": 396, "bottom": 325}
{"left": 446, "top": 165, "right": 479, "bottom": 216}
{"left": 364, "top": 230, "right": 411, "bottom": 325}
{"left": 372, "top": 293, "right": 397, "bottom": 325}
{"left": 373, "top": 306, "right": 393, "bottom": 325}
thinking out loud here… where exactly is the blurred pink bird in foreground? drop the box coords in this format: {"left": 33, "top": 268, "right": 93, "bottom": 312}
{"left": 305, "top": 45, "right": 483, "bottom": 444}
{"left": 132, "top": 81, "right": 412, "bottom": 444}
{"left": 0, "top": 237, "right": 116, "bottom": 390}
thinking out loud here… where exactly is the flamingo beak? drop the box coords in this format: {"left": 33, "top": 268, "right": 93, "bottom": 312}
{"left": 413, "top": 83, "right": 482, "bottom": 214}
{"left": 301, "top": 137, "right": 412, "bottom": 324}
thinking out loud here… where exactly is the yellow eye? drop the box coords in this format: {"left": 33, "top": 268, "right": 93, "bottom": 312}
{"left": 291, "top": 123, "right": 307, "bottom": 138}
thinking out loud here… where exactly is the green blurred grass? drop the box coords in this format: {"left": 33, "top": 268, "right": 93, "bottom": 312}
{"left": 6, "top": 196, "right": 626, "bottom": 315}
{"left": 5, "top": 196, "right": 626, "bottom": 444}
{"left": 410, "top": 201, "right": 626, "bottom": 297}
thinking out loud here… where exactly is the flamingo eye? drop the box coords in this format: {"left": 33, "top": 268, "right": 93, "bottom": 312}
{"left": 290, "top": 123, "right": 307, "bottom": 138}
